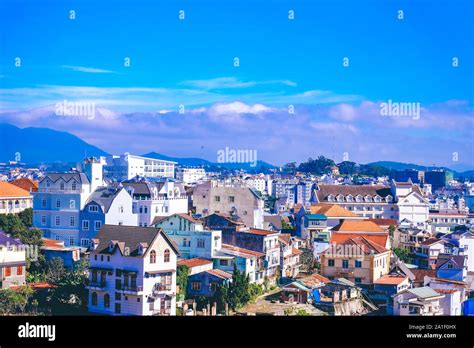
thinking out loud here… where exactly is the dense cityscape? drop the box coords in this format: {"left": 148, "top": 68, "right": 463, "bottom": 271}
{"left": 1, "top": 154, "right": 473, "bottom": 317}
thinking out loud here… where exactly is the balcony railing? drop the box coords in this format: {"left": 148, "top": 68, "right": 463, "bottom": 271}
{"left": 38, "top": 188, "right": 84, "bottom": 194}
{"left": 152, "top": 284, "right": 172, "bottom": 295}
{"left": 88, "top": 280, "right": 107, "bottom": 289}
{"left": 153, "top": 309, "right": 171, "bottom": 315}
{"left": 119, "top": 285, "right": 143, "bottom": 293}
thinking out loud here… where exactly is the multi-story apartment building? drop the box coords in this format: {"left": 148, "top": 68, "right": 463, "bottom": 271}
{"left": 424, "top": 170, "right": 454, "bottom": 191}
{"left": 0, "top": 181, "right": 33, "bottom": 215}
{"left": 193, "top": 180, "right": 264, "bottom": 229}
{"left": 33, "top": 158, "right": 105, "bottom": 246}
{"left": 429, "top": 209, "right": 469, "bottom": 234}
{"left": 296, "top": 181, "right": 316, "bottom": 207}
{"left": 244, "top": 175, "right": 267, "bottom": 194}
{"left": 175, "top": 167, "right": 206, "bottom": 184}
{"left": 222, "top": 228, "right": 280, "bottom": 280}
{"left": 123, "top": 179, "right": 188, "bottom": 227}
{"left": 272, "top": 179, "right": 299, "bottom": 199}
{"left": 0, "top": 231, "right": 26, "bottom": 289}
{"left": 104, "top": 154, "right": 176, "bottom": 181}
{"left": 153, "top": 213, "right": 222, "bottom": 259}
{"left": 79, "top": 186, "right": 138, "bottom": 247}
{"left": 278, "top": 234, "right": 303, "bottom": 278}
{"left": 320, "top": 236, "right": 391, "bottom": 285}
{"left": 87, "top": 225, "right": 179, "bottom": 316}
{"left": 392, "top": 180, "right": 429, "bottom": 228}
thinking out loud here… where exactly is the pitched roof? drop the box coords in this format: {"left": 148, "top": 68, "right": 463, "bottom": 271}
{"left": 420, "top": 237, "right": 444, "bottom": 246}
{"left": 151, "top": 216, "right": 169, "bottom": 225}
{"left": 86, "top": 187, "right": 124, "bottom": 213}
{"left": 205, "top": 269, "right": 233, "bottom": 280}
{"left": 407, "top": 287, "right": 443, "bottom": 299}
{"left": 245, "top": 228, "right": 279, "bottom": 236}
{"left": 10, "top": 178, "right": 38, "bottom": 193}
{"left": 435, "top": 254, "right": 466, "bottom": 269}
{"left": 363, "top": 218, "right": 398, "bottom": 227}
{"left": 326, "top": 236, "right": 388, "bottom": 255}
{"left": 263, "top": 215, "right": 283, "bottom": 230}
{"left": 278, "top": 233, "right": 291, "bottom": 245}
{"left": 330, "top": 232, "right": 389, "bottom": 248}
{"left": 292, "top": 247, "right": 304, "bottom": 256}
{"left": 221, "top": 244, "right": 265, "bottom": 258}
{"left": 310, "top": 204, "right": 359, "bottom": 218}
{"left": 152, "top": 213, "right": 202, "bottom": 226}
{"left": 92, "top": 225, "right": 179, "bottom": 257}
{"left": 40, "top": 173, "right": 89, "bottom": 185}
{"left": 316, "top": 184, "right": 392, "bottom": 201}
{"left": 331, "top": 220, "right": 385, "bottom": 233}
{"left": 0, "top": 231, "right": 24, "bottom": 246}
{"left": 0, "top": 181, "right": 31, "bottom": 198}
{"left": 374, "top": 274, "right": 408, "bottom": 285}
{"left": 411, "top": 269, "right": 436, "bottom": 283}
{"left": 298, "top": 273, "right": 331, "bottom": 287}
{"left": 177, "top": 258, "right": 213, "bottom": 268}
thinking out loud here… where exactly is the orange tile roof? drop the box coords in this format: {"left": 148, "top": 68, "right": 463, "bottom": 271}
{"left": 10, "top": 178, "right": 38, "bottom": 192}
{"left": 292, "top": 247, "right": 304, "bottom": 256}
{"left": 221, "top": 244, "right": 265, "bottom": 258}
{"left": 364, "top": 218, "right": 398, "bottom": 227}
{"left": 435, "top": 289, "right": 458, "bottom": 294}
{"left": 327, "top": 236, "right": 388, "bottom": 255}
{"left": 298, "top": 273, "right": 330, "bottom": 287}
{"left": 310, "top": 204, "right": 359, "bottom": 218}
{"left": 177, "top": 258, "right": 213, "bottom": 268}
{"left": 330, "top": 232, "right": 389, "bottom": 248}
{"left": 0, "top": 181, "right": 31, "bottom": 198}
{"left": 42, "top": 238, "right": 65, "bottom": 248}
{"left": 331, "top": 220, "right": 385, "bottom": 233}
{"left": 246, "top": 228, "right": 279, "bottom": 236}
{"left": 374, "top": 275, "right": 408, "bottom": 285}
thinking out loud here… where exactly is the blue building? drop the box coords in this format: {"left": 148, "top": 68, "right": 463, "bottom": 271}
{"left": 33, "top": 158, "right": 105, "bottom": 247}
{"left": 187, "top": 269, "right": 232, "bottom": 297}
{"left": 435, "top": 254, "right": 467, "bottom": 282}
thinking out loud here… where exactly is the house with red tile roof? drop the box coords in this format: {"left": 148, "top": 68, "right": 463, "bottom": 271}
{"left": 177, "top": 258, "right": 213, "bottom": 275}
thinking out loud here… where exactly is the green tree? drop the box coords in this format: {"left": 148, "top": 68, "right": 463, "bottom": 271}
{"left": 227, "top": 266, "right": 250, "bottom": 310}
{"left": 18, "top": 208, "right": 33, "bottom": 228}
{"left": 212, "top": 282, "right": 229, "bottom": 313}
{"left": 393, "top": 247, "right": 411, "bottom": 263}
{"left": 46, "top": 257, "right": 67, "bottom": 285}
{"left": 0, "top": 214, "right": 24, "bottom": 234}
{"left": 176, "top": 265, "right": 190, "bottom": 300}
{"left": 0, "top": 286, "right": 34, "bottom": 314}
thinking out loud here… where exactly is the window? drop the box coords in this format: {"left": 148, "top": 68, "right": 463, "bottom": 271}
{"left": 5, "top": 267, "right": 11, "bottom": 277}
{"left": 210, "top": 282, "right": 218, "bottom": 292}
{"left": 41, "top": 215, "right": 46, "bottom": 226}
{"left": 95, "top": 221, "right": 102, "bottom": 231}
{"left": 355, "top": 260, "right": 362, "bottom": 268}
{"left": 82, "top": 220, "right": 89, "bottom": 231}
{"left": 17, "top": 266, "right": 23, "bottom": 276}
{"left": 81, "top": 239, "right": 90, "bottom": 247}
{"left": 196, "top": 238, "right": 206, "bottom": 249}
{"left": 89, "top": 205, "right": 99, "bottom": 213}
{"left": 355, "top": 278, "right": 362, "bottom": 284}
{"left": 150, "top": 250, "right": 156, "bottom": 264}
{"left": 56, "top": 199, "right": 61, "bottom": 208}
{"left": 104, "top": 294, "right": 110, "bottom": 308}
{"left": 119, "top": 206, "right": 124, "bottom": 213}
{"left": 115, "top": 303, "right": 121, "bottom": 314}
{"left": 72, "top": 182, "right": 77, "bottom": 191}
{"left": 55, "top": 216, "right": 60, "bottom": 226}
{"left": 46, "top": 180, "right": 51, "bottom": 188}
{"left": 41, "top": 198, "right": 47, "bottom": 207}
{"left": 228, "top": 196, "right": 235, "bottom": 203}
{"left": 91, "top": 292, "right": 98, "bottom": 305}
{"left": 214, "top": 196, "right": 220, "bottom": 202}
{"left": 191, "top": 282, "right": 201, "bottom": 291}
{"left": 60, "top": 182, "right": 65, "bottom": 190}
{"left": 69, "top": 236, "right": 74, "bottom": 246}
{"left": 220, "top": 259, "right": 229, "bottom": 266}
{"left": 164, "top": 249, "right": 170, "bottom": 263}
{"left": 144, "top": 207, "right": 148, "bottom": 214}
{"left": 69, "top": 216, "right": 75, "bottom": 227}
{"left": 328, "top": 259, "right": 335, "bottom": 267}
{"left": 115, "top": 292, "right": 121, "bottom": 301}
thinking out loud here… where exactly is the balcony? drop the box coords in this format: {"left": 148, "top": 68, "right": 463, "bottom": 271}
{"left": 152, "top": 284, "right": 172, "bottom": 296}
{"left": 87, "top": 280, "right": 107, "bottom": 289}
{"left": 38, "top": 188, "right": 84, "bottom": 194}
{"left": 337, "top": 267, "right": 354, "bottom": 275}
{"left": 152, "top": 308, "right": 171, "bottom": 316}
{"left": 119, "top": 285, "right": 143, "bottom": 294}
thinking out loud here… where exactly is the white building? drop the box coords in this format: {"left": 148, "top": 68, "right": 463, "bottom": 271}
{"left": 87, "top": 225, "right": 179, "bottom": 316}
{"left": 392, "top": 180, "right": 429, "bottom": 228}
{"left": 105, "top": 154, "right": 176, "bottom": 181}
{"left": 175, "top": 167, "right": 206, "bottom": 185}
{"left": 0, "top": 181, "right": 33, "bottom": 215}
{"left": 0, "top": 232, "right": 27, "bottom": 289}
{"left": 393, "top": 287, "right": 444, "bottom": 316}
{"left": 123, "top": 179, "right": 188, "bottom": 227}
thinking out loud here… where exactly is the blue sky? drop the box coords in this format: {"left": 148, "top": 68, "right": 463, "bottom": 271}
{"left": 0, "top": 0, "right": 473, "bottom": 168}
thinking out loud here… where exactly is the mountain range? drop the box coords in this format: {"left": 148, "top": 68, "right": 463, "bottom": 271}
{"left": 0, "top": 123, "right": 472, "bottom": 177}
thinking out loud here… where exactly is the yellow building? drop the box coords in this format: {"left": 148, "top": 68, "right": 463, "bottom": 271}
{"left": 320, "top": 236, "right": 391, "bottom": 285}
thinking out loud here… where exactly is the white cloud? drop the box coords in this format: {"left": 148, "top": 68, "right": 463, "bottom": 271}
{"left": 61, "top": 65, "right": 116, "bottom": 74}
